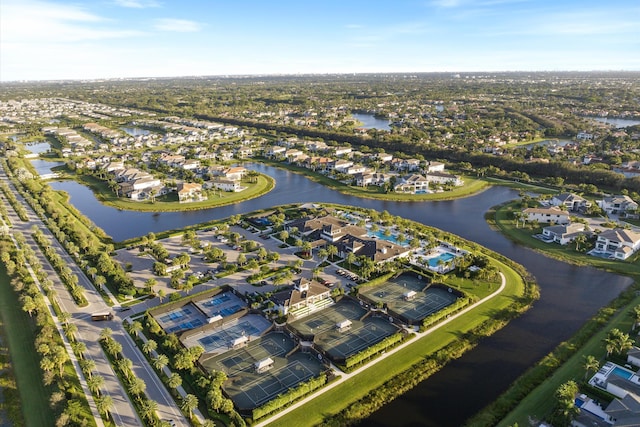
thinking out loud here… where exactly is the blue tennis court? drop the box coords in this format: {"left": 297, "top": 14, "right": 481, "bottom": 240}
{"left": 154, "top": 303, "right": 208, "bottom": 334}
{"left": 182, "top": 314, "right": 272, "bottom": 354}
{"left": 195, "top": 292, "right": 246, "bottom": 319}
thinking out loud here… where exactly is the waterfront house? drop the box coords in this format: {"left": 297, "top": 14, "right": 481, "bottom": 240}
{"left": 594, "top": 228, "right": 640, "bottom": 260}
{"left": 541, "top": 222, "right": 587, "bottom": 245}
{"left": 522, "top": 207, "right": 570, "bottom": 224}
{"left": 550, "top": 193, "right": 592, "bottom": 212}
{"left": 598, "top": 195, "right": 639, "bottom": 216}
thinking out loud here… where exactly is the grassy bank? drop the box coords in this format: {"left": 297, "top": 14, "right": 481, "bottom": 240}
{"left": 74, "top": 172, "right": 274, "bottom": 212}
{"left": 0, "top": 264, "right": 55, "bottom": 426}
{"left": 258, "top": 158, "right": 490, "bottom": 201}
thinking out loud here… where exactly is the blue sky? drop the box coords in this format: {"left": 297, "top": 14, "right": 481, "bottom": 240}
{"left": 1, "top": 0, "right": 639, "bottom": 81}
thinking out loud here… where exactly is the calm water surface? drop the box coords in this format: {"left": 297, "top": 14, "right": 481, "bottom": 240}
{"left": 48, "top": 163, "right": 631, "bottom": 426}
{"left": 588, "top": 116, "right": 640, "bottom": 128}
{"left": 351, "top": 113, "right": 392, "bottom": 131}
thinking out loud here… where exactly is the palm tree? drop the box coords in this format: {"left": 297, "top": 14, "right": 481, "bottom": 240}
{"left": 99, "top": 328, "right": 113, "bottom": 342}
{"left": 142, "top": 339, "right": 157, "bottom": 355}
{"left": 583, "top": 355, "right": 599, "bottom": 381}
{"left": 126, "top": 321, "right": 143, "bottom": 337}
{"left": 80, "top": 359, "right": 96, "bottom": 379}
{"left": 95, "top": 395, "right": 114, "bottom": 419}
{"left": 128, "top": 377, "right": 146, "bottom": 402}
{"left": 574, "top": 234, "right": 587, "bottom": 252}
{"left": 140, "top": 399, "right": 159, "bottom": 423}
{"left": 632, "top": 304, "right": 640, "bottom": 331}
{"left": 168, "top": 372, "right": 182, "bottom": 390}
{"left": 181, "top": 394, "right": 198, "bottom": 419}
{"left": 87, "top": 374, "right": 105, "bottom": 395}
{"left": 326, "top": 244, "right": 338, "bottom": 260}
{"left": 152, "top": 354, "right": 169, "bottom": 371}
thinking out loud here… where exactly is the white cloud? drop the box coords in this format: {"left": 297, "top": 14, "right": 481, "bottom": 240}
{"left": 154, "top": 18, "right": 203, "bottom": 33}
{"left": 1, "top": 0, "right": 146, "bottom": 43}
{"left": 113, "top": 0, "right": 161, "bottom": 8}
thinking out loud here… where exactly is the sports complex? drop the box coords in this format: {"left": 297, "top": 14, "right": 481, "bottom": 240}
{"left": 149, "top": 270, "right": 463, "bottom": 412}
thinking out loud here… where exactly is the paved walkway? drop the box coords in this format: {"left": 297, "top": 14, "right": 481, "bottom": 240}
{"left": 254, "top": 272, "right": 507, "bottom": 427}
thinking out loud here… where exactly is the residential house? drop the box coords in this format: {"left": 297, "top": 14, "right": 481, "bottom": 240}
{"left": 522, "top": 207, "right": 570, "bottom": 224}
{"left": 425, "top": 161, "right": 445, "bottom": 173}
{"left": 208, "top": 178, "right": 241, "bottom": 192}
{"left": 266, "top": 146, "right": 286, "bottom": 158}
{"left": 223, "top": 166, "right": 246, "bottom": 181}
{"left": 345, "top": 164, "right": 368, "bottom": 175}
{"left": 355, "top": 172, "right": 393, "bottom": 187}
{"left": 577, "top": 131, "right": 594, "bottom": 140}
{"left": 285, "top": 149, "right": 304, "bottom": 162}
{"left": 177, "top": 182, "right": 206, "bottom": 203}
{"left": 336, "top": 235, "right": 411, "bottom": 263}
{"left": 541, "top": 222, "right": 587, "bottom": 245}
{"left": 550, "top": 193, "right": 592, "bottom": 212}
{"left": 394, "top": 174, "right": 430, "bottom": 193}
{"left": 598, "top": 195, "right": 639, "bottom": 216}
{"left": 332, "top": 159, "right": 354, "bottom": 173}
{"left": 594, "top": 228, "right": 640, "bottom": 260}
{"left": 334, "top": 146, "right": 352, "bottom": 156}
{"left": 424, "top": 171, "right": 463, "bottom": 186}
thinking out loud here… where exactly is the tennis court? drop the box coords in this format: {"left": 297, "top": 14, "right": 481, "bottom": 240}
{"left": 203, "top": 333, "right": 324, "bottom": 410}
{"left": 154, "top": 303, "right": 208, "bottom": 334}
{"left": 359, "top": 273, "right": 458, "bottom": 322}
{"left": 181, "top": 314, "right": 271, "bottom": 354}
{"left": 195, "top": 291, "right": 246, "bottom": 319}
{"left": 289, "top": 299, "right": 399, "bottom": 362}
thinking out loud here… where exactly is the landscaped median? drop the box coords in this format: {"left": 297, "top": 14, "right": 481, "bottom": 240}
{"left": 264, "top": 257, "right": 533, "bottom": 427}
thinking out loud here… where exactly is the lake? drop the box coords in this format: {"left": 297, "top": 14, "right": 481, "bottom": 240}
{"left": 588, "top": 116, "right": 640, "bottom": 128}
{"left": 121, "top": 126, "right": 151, "bottom": 136}
{"left": 47, "top": 164, "right": 630, "bottom": 426}
{"left": 351, "top": 113, "right": 392, "bottom": 131}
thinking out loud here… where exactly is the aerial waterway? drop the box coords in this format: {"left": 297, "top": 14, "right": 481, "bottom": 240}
{"left": 48, "top": 162, "right": 631, "bottom": 426}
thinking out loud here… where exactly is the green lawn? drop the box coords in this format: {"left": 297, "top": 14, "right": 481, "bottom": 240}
{"left": 268, "top": 259, "right": 525, "bottom": 427}
{"left": 0, "top": 265, "right": 56, "bottom": 427}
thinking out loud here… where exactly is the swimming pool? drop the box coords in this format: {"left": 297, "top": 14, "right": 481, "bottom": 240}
{"left": 427, "top": 252, "right": 456, "bottom": 267}
{"left": 367, "top": 230, "right": 407, "bottom": 246}
{"left": 611, "top": 366, "right": 634, "bottom": 380}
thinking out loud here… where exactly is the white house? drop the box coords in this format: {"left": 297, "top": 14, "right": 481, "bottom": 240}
{"left": 550, "top": 193, "right": 591, "bottom": 212}
{"left": 394, "top": 174, "right": 429, "bottom": 193}
{"left": 522, "top": 207, "right": 570, "bottom": 224}
{"left": 598, "top": 195, "right": 639, "bottom": 215}
{"left": 209, "top": 178, "right": 241, "bottom": 192}
{"left": 594, "top": 228, "right": 640, "bottom": 260}
{"left": 541, "top": 222, "right": 587, "bottom": 245}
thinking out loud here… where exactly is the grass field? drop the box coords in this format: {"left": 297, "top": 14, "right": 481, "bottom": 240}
{"left": 267, "top": 259, "right": 525, "bottom": 427}
{"left": 0, "top": 264, "right": 56, "bottom": 427}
